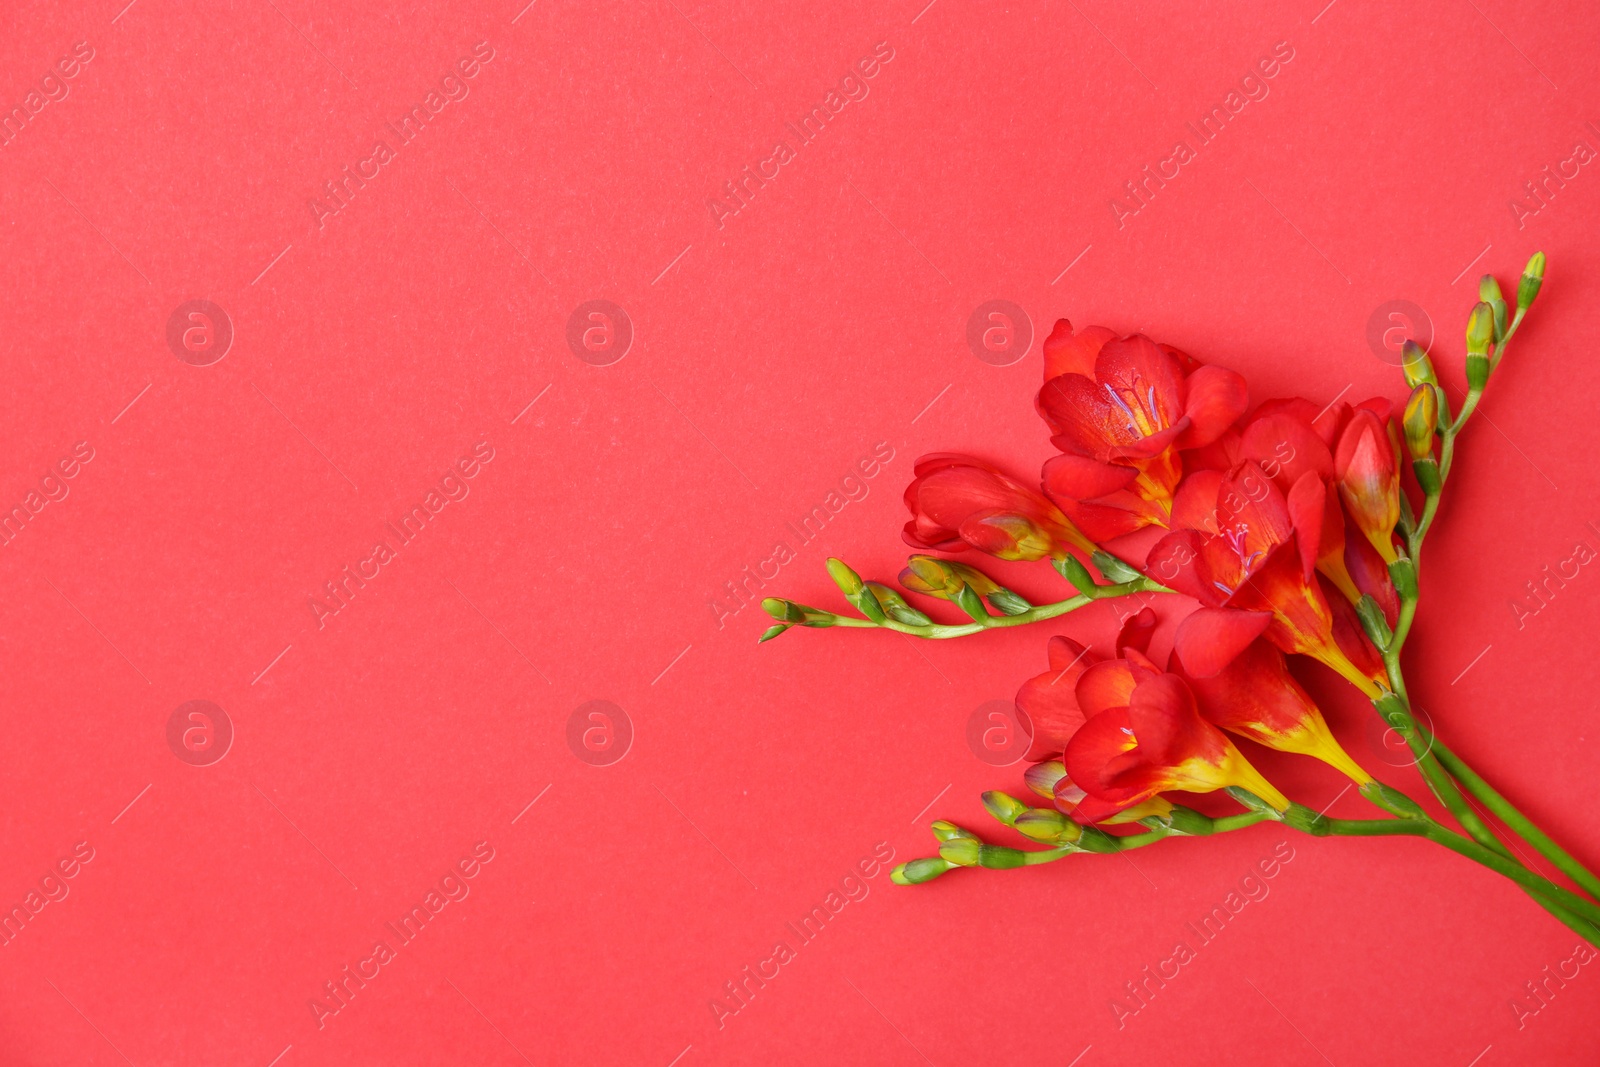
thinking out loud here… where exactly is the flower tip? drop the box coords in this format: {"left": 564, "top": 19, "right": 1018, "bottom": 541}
{"left": 1478, "top": 273, "right": 1503, "bottom": 304}
{"left": 825, "top": 557, "right": 864, "bottom": 596}
{"left": 1518, "top": 251, "right": 1546, "bottom": 308}
{"left": 891, "top": 857, "right": 956, "bottom": 885}
{"left": 1465, "top": 301, "right": 1495, "bottom": 356}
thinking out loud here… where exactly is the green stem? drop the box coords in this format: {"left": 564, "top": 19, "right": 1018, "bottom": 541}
{"left": 828, "top": 576, "right": 1167, "bottom": 640}
{"left": 1429, "top": 736, "right": 1600, "bottom": 902}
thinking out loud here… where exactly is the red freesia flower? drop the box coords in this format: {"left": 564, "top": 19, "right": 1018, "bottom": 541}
{"left": 1035, "top": 320, "right": 1248, "bottom": 542}
{"left": 1014, "top": 609, "right": 1157, "bottom": 762}
{"left": 1147, "top": 461, "right": 1385, "bottom": 696}
{"left": 902, "top": 453, "right": 1095, "bottom": 560}
{"left": 1171, "top": 618, "right": 1372, "bottom": 784}
{"left": 1063, "top": 667, "right": 1290, "bottom": 821}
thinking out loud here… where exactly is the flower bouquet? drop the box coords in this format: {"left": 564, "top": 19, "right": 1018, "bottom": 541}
{"left": 760, "top": 252, "right": 1600, "bottom": 948}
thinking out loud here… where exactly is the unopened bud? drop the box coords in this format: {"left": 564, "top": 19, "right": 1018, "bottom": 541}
{"left": 936, "top": 838, "right": 981, "bottom": 866}
{"left": 1517, "top": 251, "right": 1546, "bottom": 309}
{"left": 761, "top": 598, "right": 837, "bottom": 627}
{"left": 986, "top": 588, "right": 1031, "bottom": 616}
{"left": 1478, "top": 274, "right": 1503, "bottom": 304}
{"left": 1014, "top": 808, "right": 1081, "bottom": 844}
{"left": 981, "top": 791, "right": 1030, "bottom": 826}
{"left": 757, "top": 624, "right": 789, "bottom": 643}
{"left": 825, "top": 557, "right": 863, "bottom": 596}
{"left": 1023, "top": 760, "right": 1068, "bottom": 799}
{"left": 900, "top": 555, "right": 1001, "bottom": 600}
{"left": 863, "top": 582, "right": 932, "bottom": 626}
{"left": 929, "top": 820, "right": 976, "bottom": 843}
{"left": 1402, "top": 384, "right": 1438, "bottom": 461}
{"left": 1052, "top": 553, "right": 1099, "bottom": 595}
{"left": 1400, "top": 341, "right": 1439, "bottom": 388}
{"left": 891, "top": 857, "right": 955, "bottom": 885}
{"left": 1465, "top": 301, "right": 1495, "bottom": 357}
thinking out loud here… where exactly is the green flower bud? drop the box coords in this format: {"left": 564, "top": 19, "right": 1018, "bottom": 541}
{"left": 761, "top": 598, "right": 837, "bottom": 627}
{"left": 937, "top": 838, "right": 981, "bottom": 866}
{"left": 1465, "top": 301, "right": 1495, "bottom": 357}
{"left": 757, "top": 624, "right": 789, "bottom": 643}
{"left": 1402, "top": 384, "right": 1438, "bottom": 461}
{"left": 1400, "top": 341, "right": 1439, "bottom": 388}
{"left": 864, "top": 582, "right": 932, "bottom": 626}
{"left": 1052, "top": 553, "right": 1099, "bottom": 595}
{"left": 1090, "top": 550, "right": 1143, "bottom": 584}
{"left": 825, "top": 557, "right": 863, "bottom": 596}
{"left": 1478, "top": 273, "right": 1503, "bottom": 304}
{"left": 986, "top": 588, "right": 1032, "bottom": 616}
{"left": 1517, "top": 251, "right": 1546, "bottom": 309}
{"left": 1354, "top": 594, "right": 1393, "bottom": 650}
{"left": 981, "top": 791, "right": 1030, "bottom": 827}
{"left": 891, "top": 857, "right": 955, "bottom": 885}
{"left": 1014, "top": 808, "right": 1081, "bottom": 844}
{"left": 930, "top": 820, "right": 977, "bottom": 843}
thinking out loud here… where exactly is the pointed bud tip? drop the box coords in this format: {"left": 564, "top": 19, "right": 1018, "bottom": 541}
{"left": 825, "top": 557, "right": 863, "bottom": 596}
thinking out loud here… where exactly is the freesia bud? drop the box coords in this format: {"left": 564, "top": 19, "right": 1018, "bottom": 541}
{"left": 1478, "top": 274, "right": 1503, "bottom": 304}
{"left": 1023, "top": 760, "right": 1068, "bottom": 799}
{"left": 825, "top": 557, "right": 863, "bottom": 596}
{"left": 1014, "top": 808, "right": 1082, "bottom": 844}
{"left": 891, "top": 858, "right": 955, "bottom": 885}
{"left": 936, "top": 838, "right": 982, "bottom": 866}
{"left": 863, "top": 582, "right": 932, "bottom": 626}
{"left": 757, "top": 624, "right": 789, "bottom": 643}
{"left": 761, "top": 598, "right": 838, "bottom": 627}
{"left": 1402, "top": 385, "right": 1438, "bottom": 461}
{"left": 1517, "top": 251, "right": 1546, "bottom": 309}
{"left": 981, "top": 791, "right": 1030, "bottom": 826}
{"left": 1400, "top": 341, "right": 1439, "bottom": 389}
{"left": 930, "top": 820, "right": 977, "bottom": 843}
{"left": 900, "top": 555, "right": 1002, "bottom": 600}
{"left": 1465, "top": 302, "right": 1495, "bottom": 356}
{"left": 1334, "top": 409, "right": 1402, "bottom": 564}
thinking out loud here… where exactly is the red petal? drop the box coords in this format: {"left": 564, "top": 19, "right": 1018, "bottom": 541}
{"left": 1174, "top": 365, "right": 1248, "bottom": 450}
{"left": 1240, "top": 412, "right": 1334, "bottom": 493}
{"left": 1170, "top": 469, "right": 1225, "bottom": 534}
{"left": 1146, "top": 529, "right": 1230, "bottom": 605}
{"left": 1017, "top": 670, "right": 1089, "bottom": 761}
{"left": 1172, "top": 607, "right": 1272, "bottom": 677}
{"left": 1041, "top": 453, "right": 1139, "bottom": 501}
{"left": 1126, "top": 673, "right": 1210, "bottom": 766}
{"left": 1286, "top": 471, "right": 1325, "bottom": 582}
{"left": 1075, "top": 660, "right": 1139, "bottom": 717}
{"left": 1181, "top": 638, "right": 1320, "bottom": 742}
{"left": 1115, "top": 607, "right": 1159, "bottom": 656}
{"left": 1047, "top": 635, "right": 1091, "bottom": 671}
{"left": 1041, "top": 320, "right": 1115, "bottom": 382}
{"left": 1064, "top": 706, "right": 1143, "bottom": 798}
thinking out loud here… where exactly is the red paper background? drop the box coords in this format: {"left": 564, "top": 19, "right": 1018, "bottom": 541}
{"left": 1, "top": 0, "right": 1597, "bottom": 1063}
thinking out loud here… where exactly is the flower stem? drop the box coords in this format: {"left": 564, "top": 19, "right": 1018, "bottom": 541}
{"left": 826, "top": 576, "right": 1167, "bottom": 640}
